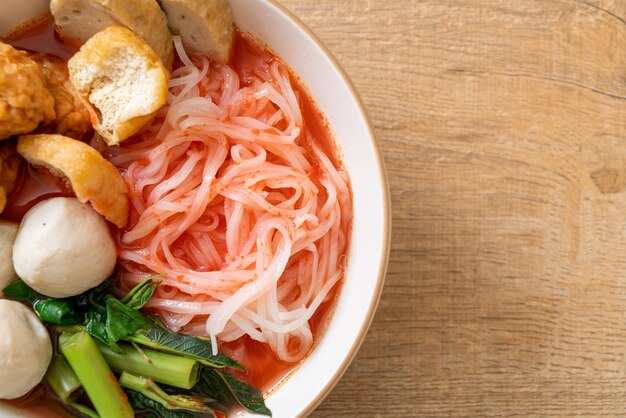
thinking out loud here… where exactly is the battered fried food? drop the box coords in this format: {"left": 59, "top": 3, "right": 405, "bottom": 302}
{"left": 0, "top": 42, "right": 55, "bottom": 140}
{"left": 17, "top": 134, "right": 129, "bottom": 228}
{"left": 0, "top": 143, "right": 19, "bottom": 214}
{"left": 30, "top": 54, "right": 92, "bottom": 140}
{"left": 50, "top": 0, "right": 174, "bottom": 68}
{"left": 159, "top": 0, "right": 234, "bottom": 63}
{"left": 68, "top": 26, "right": 168, "bottom": 146}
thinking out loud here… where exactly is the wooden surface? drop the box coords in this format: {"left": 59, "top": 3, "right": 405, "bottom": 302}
{"left": 279, "top": 0, "right": 626, "bottom": 416}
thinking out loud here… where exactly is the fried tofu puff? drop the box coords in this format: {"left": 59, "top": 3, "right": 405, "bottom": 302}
{"left": 17, "top": 134, "right": 129, "bottom": 228}
{"left": 0, "top": 42, "right": 55, "bottom": 140}
{"left": 51, "top": 0, "right": 174, "bottom": 68}
{"left": 0, "top": 143, "right": 19, "bottom": 214}
{"left": 68, "top": 26, "right": 168, "bottom": 146}
{"left": 159, "top": 0, "right": 235, "bottom": 64}
{"left": 30, "top": 54, "right": 92, "bottom": 140}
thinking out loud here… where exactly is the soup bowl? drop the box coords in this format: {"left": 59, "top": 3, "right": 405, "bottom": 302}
{"left": 0, "top": 0, "right": 391, "bottom": 416}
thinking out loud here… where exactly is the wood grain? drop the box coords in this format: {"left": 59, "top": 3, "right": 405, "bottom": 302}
{"left": 277, "top": 0, "right": 626, "bottom": 416}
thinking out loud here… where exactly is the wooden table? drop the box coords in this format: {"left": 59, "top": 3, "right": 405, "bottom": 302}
{"left": 280, "top": 0, "right": 626, "bottom": 416}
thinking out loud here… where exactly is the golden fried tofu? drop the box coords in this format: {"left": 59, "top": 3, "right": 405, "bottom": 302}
{"left": 68, "top": 26, "right": 168, "bottom": 146}
{"left": 159, "top": 0, "right": 234, "bottom": 64}
{"left": 0, "top": 143, "right": 19, "bottom": 213}
{"left": 30, "top": 54, "right": 92, "bottom": 140}
{"left": 17, "top": 134, "right": 129, "bottom": 228}
{"left": 50, "top": 0, "right": 174, "bottom": 68}
{"left": 0, "top": 42, "right": 55, "bottom": 140}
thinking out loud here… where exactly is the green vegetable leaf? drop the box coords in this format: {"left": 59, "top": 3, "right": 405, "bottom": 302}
{"left": 120, "top": 277, "right": 161, "bottom": 309}
{"left": 196, "top": 369, "right": 271, "bottom": 416}
{"left": 3, "top": 279, "right": 39, "bottom": 303}
{"left": 87, "top": 281, "right": 111, "bottom": 314}
{"left": 105, "top": 297, "right": 151, "bottom": 344}
{"left": 145, "top": 328, "right": 244, "bottom": 370}
{"left": 85, "top": 310, "right": 110, "bottom": 346}
{"left": 126, "top": 390, "right": 213, "bottom": 418}
{"left": 84, "top": 279, "right": 160, "bottom": 349}
{"left": 34, "top": 299, "right": 85, "bottom": 325}
{"left": 3, "top": 279, "right": 85, "bottom": 325}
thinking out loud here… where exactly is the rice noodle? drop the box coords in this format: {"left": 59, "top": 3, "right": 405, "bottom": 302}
{"left": 111, "top": 37, "right": 351, "bottom": 362}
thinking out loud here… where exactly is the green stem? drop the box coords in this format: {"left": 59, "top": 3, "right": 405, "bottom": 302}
{"left": 119, "top": 372, "right": 215, "bottom": 413}
{"left": 54, "top": 324, "right": 85, "bottom": 334}
{"left": 127, "top": 331, "right": 241, "bottom": 369}
{"left": 59, "top": 332, "right": 134, "bottom": 418}
{"left": 120, "top": 278, "right": 153, "bottom": 305}
{"left": 120, "top": 276, "right": 162, "bottom": 308}
{"left": 97, "top": 341, "right": 199, "bottom": 389}
{"left": 45, "top": 355, "right": 82, "bottom": 403}
{"left": 126, "top": 333, "right": 190, "bottom": 356}
{"left": 70, "top": 403, "right": 100, "bottom": 418}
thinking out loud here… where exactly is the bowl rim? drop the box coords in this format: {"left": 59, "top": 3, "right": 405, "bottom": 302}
{"left": 260, "top": 1, "right": 392, "bottom": 416}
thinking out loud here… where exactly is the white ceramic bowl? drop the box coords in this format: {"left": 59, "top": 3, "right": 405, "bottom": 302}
{"left": 0, "top": 1, "right": 391, "bottom": 417}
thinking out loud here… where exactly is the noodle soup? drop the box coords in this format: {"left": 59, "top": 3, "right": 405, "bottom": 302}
{"left": 1, "top": 12, "right": 351, "bottom": 416}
